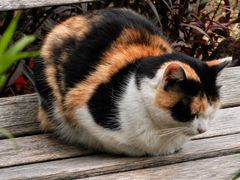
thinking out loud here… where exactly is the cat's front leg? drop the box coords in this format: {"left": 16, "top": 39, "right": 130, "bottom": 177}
{"left": 149, "top": 134, "right": 189, "bottom": 156}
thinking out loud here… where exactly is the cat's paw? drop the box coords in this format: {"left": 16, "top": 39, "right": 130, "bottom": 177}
{"left": 159, "top": 146, "right": 183, "bottom": 156}
{"left": 174, "top": 147, "right": 182, "bottom": 153}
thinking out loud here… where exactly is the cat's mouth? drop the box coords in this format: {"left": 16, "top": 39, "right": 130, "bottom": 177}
{"left": 183, "top": 128, "right": 207, "bottom": 136}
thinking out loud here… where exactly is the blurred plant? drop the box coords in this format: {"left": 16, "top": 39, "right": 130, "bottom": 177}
{"left": 0, "top": 128, "right": 19, "bottom": 149}
{"left": 232, "top": 170, "right": 240, "bottom": 180}
{"left": 0, "top": 12, "right": 39, "bottom": 93}
{"left": 145, "top": 0, "right": 240, "bottom": 60}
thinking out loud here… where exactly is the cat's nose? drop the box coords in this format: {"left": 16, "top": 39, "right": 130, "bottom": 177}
{"left": 197, "top": 127, "right": 206, "bottom": 134}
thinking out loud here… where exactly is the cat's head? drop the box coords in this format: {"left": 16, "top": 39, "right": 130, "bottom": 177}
{"left": 136, "top": 53, "right": 231, "bottom": 136}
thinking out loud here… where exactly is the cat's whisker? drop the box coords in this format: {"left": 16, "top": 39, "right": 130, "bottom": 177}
{"left": 155, "top": 127, "right": 189, "bottom": 137}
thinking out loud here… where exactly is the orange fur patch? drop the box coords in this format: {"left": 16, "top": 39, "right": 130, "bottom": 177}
{"left": 38, "top": 106, "right": 53, "bottom": 131}
{"left": 191, "top": 95, "right": 208, "bottom": 114}
{"left": 44, "top": 65, "right": 77, "bottom": 125}
{"left": 155, "top": 89, "right": 183, "bottom": 109}
{"left": 44, "top": 65, "right": 61, "bottom": 102}
{"left": 65, "top": 28, "right": 173, "bottom": 111}
{"left": 41, "top": 15, "right": 90, "bottom": 63}
{"left": 205, "top": 60, "right": 222, "bottom": 67}
{"left": 212, "top": 100, "right": 221, "bottom": 109}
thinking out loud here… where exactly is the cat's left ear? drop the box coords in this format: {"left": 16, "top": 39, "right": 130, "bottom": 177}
{"left": 163, "top": 63, "right": 186, "bottom": 82}
{"left": 162, "top": 63, "right": 186, "bottom": 90}
{"left": 206, "top": 57, "right": 232, "bottom": 75}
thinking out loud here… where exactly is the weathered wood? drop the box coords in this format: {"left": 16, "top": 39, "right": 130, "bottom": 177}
{"left": 1, "top": 96, "right": 239, "bottom": 139}
{"left": 85, "top": 154, "right": 240, "bottom": 180}
{"left": 0, "top": 0, "right": 98, "bottom": 11}
{"left": 218, "top": 67, "right": 240, "bottom": 108}
{"left": 0, "top": 133, "right": 239, "bottom": 179}
{"left": 0, "top": 94, "right": 40, "bottom": 138}
{"left": 0, "top": 134, "right": 92, "bottom": 168}
{"left": 0, "top": 67, "right": 239, "bottom": 138}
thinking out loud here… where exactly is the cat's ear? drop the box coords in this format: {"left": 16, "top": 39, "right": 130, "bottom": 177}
{"left": 162, "top": 63, "right": 186, "bottom": 91}
{"left": 163, "top": 63, "right": 186, "bottom": 82}
{"left": 206, "top": 57, "right": 232, "bottom": 75}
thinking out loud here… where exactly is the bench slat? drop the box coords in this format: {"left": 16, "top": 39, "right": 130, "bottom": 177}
{"left": 0, "top": 134, "right": 91, "bottom": 168}
{"left": 0, "top": 0, "right": 97, "bottom": 11}
{"left": 0, "top": 67, "right": 240, "bottom": 138}
{"left": 0, "top": 94, "right": 40, "bottom": 138}
{"left": 218, "top": 67, "right": 240, "bottom": 108}
{"left": 0, "top": 104, "right": 239, "bottom": 168}
{"left": 0, "top": 133, "right": 239, "bottom": 179}
{"left": 1, "top": 96, "right": 240, "bottom": 139}
{"left": 85, "top": 154, "right": 240, "bottom": 180}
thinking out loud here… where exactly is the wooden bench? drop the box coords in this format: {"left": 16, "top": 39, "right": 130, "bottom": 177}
{"left": 0, "top": 67, "right": 239, "bottom": 179}
{"left": 0, "top": 1, "right": 240, "bottom": 179}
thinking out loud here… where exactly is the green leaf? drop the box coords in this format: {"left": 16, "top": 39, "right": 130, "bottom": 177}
{"left": 0, "top": 74, "right": 7, "bottom": 89}
{"left": 0, "top": 128, "right": 19, "bottom": 149}
{"left": 15, "top": 50, "right": 40, "bottom": 60}
{"left": 0, "top": 12, "right": 21, "bottom": 54}
{"left": 0, "top": 50, "right": 40, "bottom": 74}
{"left": 5, "top": 35, "right": 36, "bottom": 56}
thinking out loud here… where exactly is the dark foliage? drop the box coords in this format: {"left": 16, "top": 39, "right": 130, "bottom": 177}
{"left": 0, "top": 0, "right": 239, "bottom": 97}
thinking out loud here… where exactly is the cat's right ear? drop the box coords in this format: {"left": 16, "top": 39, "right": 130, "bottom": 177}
{"left": 162, "top": 63, "right": 186, "bottom": 91}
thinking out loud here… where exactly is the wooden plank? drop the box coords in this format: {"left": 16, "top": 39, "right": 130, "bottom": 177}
{"left": 0, "top": 94, "right": 40, "bottom": 138}
{"left": 0, "top": 105, "right": 239, "bottom": 168}
{"left": 0, "top": 0, "right": 98, "bottom": 11}
{"left": 0, "top": 134, "right": 92, "bottom": 168}
{"left": 85, "top": 154, "right": 240, "bottom": 180}
{"left": 1, "top": 97, "right": 240, "bottom": 140}
{"left": 0, "top": 133, "right": 240, "bottom": 179}
{"left": 218, "top": 67, "right": 240, "bottom": 108}
{"left": 0, "top": 67, "right": 240, "bottom": 138}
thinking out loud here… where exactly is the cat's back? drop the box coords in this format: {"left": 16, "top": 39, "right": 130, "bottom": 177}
{"left": 41, "top": 8, "right": 172, "bottom": 70}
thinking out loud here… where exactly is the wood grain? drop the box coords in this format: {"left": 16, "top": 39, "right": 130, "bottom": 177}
{"left": 0, "top": 134, "right": 92, "bottom": 168}
{"left": 0, "top": 94, "right": 40, "bottom": 138}
{"left": 0, "top": 0, "right": 98, "bottom": 11}
{"left": 0, "top": 133, "right": 239, "bottom": 179}
{"left": 218, "top": 67, "right": 240, "bottom": 108}
{"left": 0, "top": 67, "right": 239, "bottom": 138}
{"left": 1, "top": 95, "right": 239, "bottom": 139}
{"left": 85, "top": 154, "right": 240, "bottom": 180}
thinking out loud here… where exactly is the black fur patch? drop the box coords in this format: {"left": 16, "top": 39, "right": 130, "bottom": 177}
{"left": 170, "top": 97, "right": 195, "bottom": 122}
{"left": 33, "top": 58, "right": 59, "bottom": 126}
{"left": 88, "top": 62, "right": 137, "bottom": 130}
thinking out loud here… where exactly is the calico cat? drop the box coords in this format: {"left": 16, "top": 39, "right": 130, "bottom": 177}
{"left": 34, "top": 8, "right": 231, "bottom": 156}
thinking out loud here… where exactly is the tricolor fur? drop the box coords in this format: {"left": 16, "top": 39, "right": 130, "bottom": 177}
{"left": 34, "top": 8, "right": 231, "bottom": 156}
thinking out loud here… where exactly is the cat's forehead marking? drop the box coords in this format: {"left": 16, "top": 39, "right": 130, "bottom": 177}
{"left": 190, "top": 95, "right": 208, "bottom": 114}
{"left": 155, "top": 89, "right": 183, "bottom": 109}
